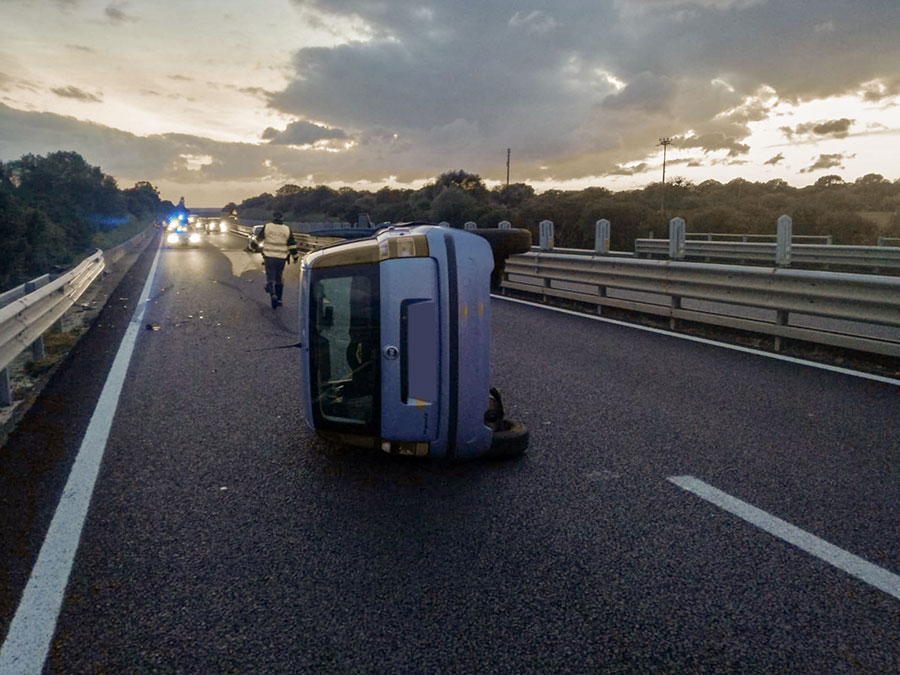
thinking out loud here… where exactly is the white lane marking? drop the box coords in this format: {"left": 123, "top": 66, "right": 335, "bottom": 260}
{"left": 668, "top": 475, "right": 900, "bottom": 602}
{"left": 493, "top": 294, "right": 900, "bottom": 387}
{"left": 0, "top": 236, "right": 164, "bottom": 675}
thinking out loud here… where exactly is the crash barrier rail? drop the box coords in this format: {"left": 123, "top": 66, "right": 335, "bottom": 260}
{"left": 878, "top": 237, "right": 900, "bottom": 247}
{"left": 0, "top": 226, "right": 155, "bottom": 406}
{"left": 633, "top": 239, "right": 900, "bottom": 270}
{"left": 684, "top": 233, "right": 833, "bottom": 244}
{"left": 532, "top": 217, "right": 900, "bottom": 272}
{"left": 501, "top": 252, "right": 900, "bottom": 358}
{"left": 0, "top": 250, "right": 105, "bottom": 405}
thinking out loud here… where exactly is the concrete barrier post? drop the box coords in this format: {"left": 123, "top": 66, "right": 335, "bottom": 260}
{"left": 594, "top": 219, "right": 610, "bottom": 255}
{"left": 539, "top": 220, "right": 554, "bottom": 251}
{"left": 1, "top": 368, "right": 11, "bottom": 406}
{"left": 668, "top": 218, "right": 686, "bottom": 260}
{"left": 498, "top": 220, "right": 511, "bottom": 230}
{"left": 776, "top": 215, "right": 792, "bottom": 267}
{"left": 464, "top": 221, "right": 477, "bottom": 231}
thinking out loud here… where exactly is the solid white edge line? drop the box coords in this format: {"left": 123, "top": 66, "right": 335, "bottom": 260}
{"left": 492, "top": 293, "right": 900, "bottom": 387}
{"left": 0, "top": 235, "right": 164, "bottom": 675}
{"left": 668, "top": 476, "right": 900, "bottom": 602}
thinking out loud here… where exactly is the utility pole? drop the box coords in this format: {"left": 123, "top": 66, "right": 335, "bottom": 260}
{"left": 506, "top": 148, "right": 511, "bottom": 187}
{"left": 658, "top": 137, "right": 671, "bottom": 215}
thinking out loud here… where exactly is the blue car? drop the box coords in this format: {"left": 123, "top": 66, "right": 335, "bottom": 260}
{"left": 298, "top": 224, "right": 529, "bottom": 460}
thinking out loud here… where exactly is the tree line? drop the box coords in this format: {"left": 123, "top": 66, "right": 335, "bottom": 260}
{"left": 229, "top": 170, "right": 900, "bottom": 252}
{"left": 0, "top": 151, "right": 175, "bottom": 290}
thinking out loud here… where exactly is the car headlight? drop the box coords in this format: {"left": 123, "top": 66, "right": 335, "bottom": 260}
{"left": 167, "top": 233, "right": 179, "bottom": 244}
{"left": 220, "top": 221, "right": 228, "bottom": 232}
{"left": 189, "top": 233, "right": 201, "bottom": 243}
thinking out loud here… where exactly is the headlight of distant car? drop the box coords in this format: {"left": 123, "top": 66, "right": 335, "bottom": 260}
{"left": 167, "top": 233, "right": 180, "bottom": 244}
{"left": 219, "top": 221, "right": 228, "bottom": 232}
{"left": 189, "top": 233, "right": 201, "bottom": 243}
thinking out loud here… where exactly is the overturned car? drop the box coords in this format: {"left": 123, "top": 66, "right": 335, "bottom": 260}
{"left": 298, "top": 223, "right": 531, "bottom": 460}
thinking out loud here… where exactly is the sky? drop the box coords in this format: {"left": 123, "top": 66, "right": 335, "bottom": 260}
{"left": 1, "top": 0, "right": 899, "bottom": 207}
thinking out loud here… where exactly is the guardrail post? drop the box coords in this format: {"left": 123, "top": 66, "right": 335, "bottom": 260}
{"left": 498, "top": 220, "right": 511, "bottom": 230}
{"left": 539, "top": 220, "right": 555, "bottom": 251}
{"left": 24, "top": 279, "right": 47, "bottom": 361}
{"left": 1, "top": 368, "right": 11, "bottom": 406}
{"left": 877, "top": 237, "right": 885, "bottom": 247}
{"left": 774, "top": 310, "right": 789, "bottom": 351}
{"left": 668, "top": 218, "right": 685, "bottom": 260}
{"left": 464, "top": 221, "right": 477, "bottom": 231}
{"left": 776, "top": 215, "right": 792, "bottom": 267}
{"left": 594, "top": 219, "right": 610, "bottom": 255}
{"left": 670, "top": 296, "right": 682, "bottom": 330}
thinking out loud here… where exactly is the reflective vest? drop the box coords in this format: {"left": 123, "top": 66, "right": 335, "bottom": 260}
{"left": 262, "top": 222, "right": 297, "bottom": 260}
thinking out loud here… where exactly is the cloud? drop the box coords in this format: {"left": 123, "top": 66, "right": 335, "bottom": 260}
{"left": 674, "top": 132, "right": 750, "bottom": 156}
{"left": 607, "top": 162, "right": 651, "bottom": 176}
{"left": 262, "top": 120, "right": 349, "bottom": 145}
{"left": 5, "top": 0, "right": 900, "bottom": 201}
{"left": 105, "top": 3, "right": 137, "bottom": 24}
{"left": 780, "top": 118, "right": 855, "bottom": 139}
{"left": 764, "top": 152, "right": 785, "bottom": 165}
{"left": 601, "top": 72, "right": 675, "bottom": 114}
{"left": 508, "top": 11, "right": 557, "bottom": 35}
{"left": 800, "top": 153, "right": 855, "bottom": 173}
{"left": 50, "top": 86, "right": 102, "bottom": 103}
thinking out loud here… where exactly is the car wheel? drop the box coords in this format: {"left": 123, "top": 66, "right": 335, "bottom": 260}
{"left": 486, "top": 419, "right": 528, "bottom": 458}
{"left": 471, "top": 228, "right": 532, "bottom": 257}
{"left": 470, "top": 228, "right": 532, "bottom": 290}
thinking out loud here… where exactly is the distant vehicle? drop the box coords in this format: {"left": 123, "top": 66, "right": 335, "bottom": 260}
{"left": 246, "top": 224, "right": 265, "bottom": 252}
{"left": 298, "top": 223, "right": 531, "bottom": 460}
{"left": 207, "top": 218, "right": 229, "bottom": 233}
{"left": 166, "top": 220, "right": 201, "bottom": 247}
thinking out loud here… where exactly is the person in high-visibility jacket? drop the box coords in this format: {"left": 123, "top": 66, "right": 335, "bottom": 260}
{"left": 259, "top": 211, "right": 299, "bottom": 308}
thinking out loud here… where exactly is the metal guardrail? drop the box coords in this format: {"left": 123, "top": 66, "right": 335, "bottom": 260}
{"left": 501, "top": 252, "right": 900, "bottom": 357}
{"left": 685, "top": 233, "right": 833, "bottom": 244}
{"left": 0, "top": 226, "right": 156, "bottom": 406}
{"left": 634, "top": 239, "right": 900, "bottom": 270}
{"left": 0, "top": 251, "right": 105, "bottom": 404}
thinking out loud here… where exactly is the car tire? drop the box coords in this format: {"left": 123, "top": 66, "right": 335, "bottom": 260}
{"left": 470, "top": 228, "right": 532, "bottom": 290}
{"left": 486, "top": 419, "right": 528, "bottom": 458}
{"left": 471, "top": 228, "right": 532, "bottom": 257}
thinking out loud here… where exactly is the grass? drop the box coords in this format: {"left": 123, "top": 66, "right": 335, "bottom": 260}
{"left": 23, "top": 330, "right": 82, "bottom": 378}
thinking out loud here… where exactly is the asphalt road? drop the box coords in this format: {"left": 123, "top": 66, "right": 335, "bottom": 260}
{"left": 1, "top": 230, "right": 898, "bottom": 673}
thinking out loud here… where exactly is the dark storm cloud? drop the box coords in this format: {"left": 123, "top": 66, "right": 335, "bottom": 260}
{"left": 601, "top": 72, "right": 676, "bottom": 114}
{"left": 50, "top": 86, "right": 102, "bottom": 103}
{"left": 272, "top": 0, "right": 900, "bottom": 182}
{"left": 262, "top": 120, "right": 348, "bottom": 145}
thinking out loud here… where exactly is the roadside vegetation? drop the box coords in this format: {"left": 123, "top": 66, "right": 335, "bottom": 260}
{"left": 0, "top": 151, "right": 175, "bottom": 291}
{"left": 231, "top": 170, "right": 900, "bottom": 251}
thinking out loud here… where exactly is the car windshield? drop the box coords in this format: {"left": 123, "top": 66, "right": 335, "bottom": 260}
{"left": 308, "top": 264, "right": 380, "bottom": 434}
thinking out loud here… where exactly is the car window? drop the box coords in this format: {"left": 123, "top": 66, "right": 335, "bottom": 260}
{"left": 308, "top": 264, "right": 380, "bottom": 433}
